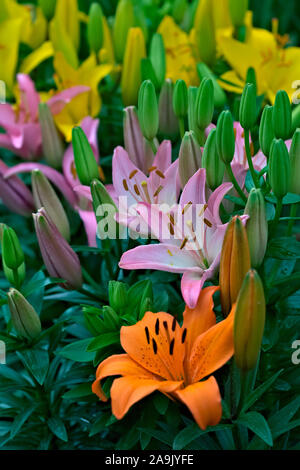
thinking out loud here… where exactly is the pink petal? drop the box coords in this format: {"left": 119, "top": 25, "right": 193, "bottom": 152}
{"left": 180, "top": 168, "right": 207, "bottom": 208}
{"left": 17, "top": 74, "right": 40, "bottom": 122}
{"left": 74, "top": 185, "right": 93, "bottom": 202}
{"left": 152, "top": 140, "right": 172, "bottom": 174}
{"left": 78, "top": 209, "right": 97, "bottom": 247}
{"left": 112, "top": 146, "right": 146, "bottom": 205}
{"left": 206, "top": 182, "right": 233, "bottom": 226}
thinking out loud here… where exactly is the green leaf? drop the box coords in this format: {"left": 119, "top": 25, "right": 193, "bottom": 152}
{"left": 59, "top": 338, "right": 95, "bottom": 362}
{"left": 63, "top": 383, "right": 93, "bottom": 400}
{"left": 241, "top": 369, "right": 283, "bottom": 413}
{"left": 266, "top": 237, "right": 300, "bottom": 259}
{"left": 17, "top": 350, "right": 49, "bottom": 386}
{"left": 266, "top": 192, "right": 300, "bottom": 205}
{"left": 237, "top": 412, "right": 273, "bottom": 446}
{"left": 173, "top": 424, "right": 233, "bottom": 450}
{"left": 268, "top": 396, "right": 300, "bottom": 439}
{"left": 47, "top": 416, "right": 68, "bottom": 442}
{"left": 153, "top": 393, "right": 169, "bottom": 415}
{"left": 86, "top": 331, "right": 120, "bottom": 352}
{"left": 10, "top": 404, "right": 37, "bottom": 439}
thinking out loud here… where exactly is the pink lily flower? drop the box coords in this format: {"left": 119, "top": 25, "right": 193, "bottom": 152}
{"left": 112, "top": 141, "right": 179, "bottom": 236}
{"left": 120, "top": 168, "right": 236, "bottom": 308}
{"left": 3, "top": 117, "right": 99, "bottom": 247}
{"left": 0, "top": 74, "right": 89, "bottom": 160}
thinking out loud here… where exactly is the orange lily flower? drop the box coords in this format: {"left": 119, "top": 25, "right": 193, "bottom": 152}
{"left": 92, "top": 286, "right": 235, "bottom": 430}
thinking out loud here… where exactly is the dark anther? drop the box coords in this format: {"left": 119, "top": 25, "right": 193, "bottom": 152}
{"left": 145, "top": 326, "right": 150, "bottom": 344}
{"left": 152, "top": 338, "right": 158, "bottom": 354}
{"left": 155, "top": 318, "right": 160, "bottom": 335}
{"left": 172, "top": 317, "right": 176, "bottom": 332}
{"left": 169, "top": 338, "right": 175, "bottom": 355}
{"left": 181, "top": 328, "right": 187, "bottom": 344}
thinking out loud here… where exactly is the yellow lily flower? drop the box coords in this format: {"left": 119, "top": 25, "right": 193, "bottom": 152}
{"left": 0, "top": 0, "right": 47, "bottom": 50}
{"left": 0, "top": 18, "right": 23, "bottom": 95}
{"left": 51, "top": 52, "right": 112, "bottom": 141}
{"left": 217, "top": 17, "right": 300, "bottom": 103}
{"left": 158, "top": 16, "right": 198, "bottom": 87}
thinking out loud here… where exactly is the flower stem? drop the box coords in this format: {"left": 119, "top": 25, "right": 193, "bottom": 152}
{"left": 225, "top": 163, "right": 248, "bottom": 203}
{"left": 244, "top": 129, "right": 260, "bottom": 189}
{"left": 179, "top": 118, "right": 185, "bottom": 139}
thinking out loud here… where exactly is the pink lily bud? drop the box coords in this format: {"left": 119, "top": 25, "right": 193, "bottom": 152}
{"left": 0, "top": 160, "right": 35, "bottom": 216}
{"left": 33, "top": 208, "right": 82, "bottom": 289}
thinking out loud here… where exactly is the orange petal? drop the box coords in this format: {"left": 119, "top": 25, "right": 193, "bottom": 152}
{"left": 111, "top": 376, "right": 182, "bottom": 420}
{"left": 188, "top": 307, "right": 235, "bottom": 383}
{"left": 174, "top": 376, "right": 222, "bottom": 430}
{"left": 92, "top": 353, "right": 155, "bottom": 401}
{"left": 182, "top": 286, "right": 219, "bottom": 358}
{"left": 120, "top": 312, "right": 186, "bottom": 381}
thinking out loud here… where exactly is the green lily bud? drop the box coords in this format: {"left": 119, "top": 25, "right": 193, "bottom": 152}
{"left": 91, "top": 178, "right": 117, "bottom": 224}
{"left": 172, "top": 0, "right": 187, "bottom": 23}
{"left": 141, "top": 58, "right": 159, "bottom": 90}
{"left": 289, "top": 128, "right": 300, "bottom": 195}
{"left": 149, "top": 33, "right": 166, "bottom": 90}
{"left": 239, "top": 83, "right": 256, "bottom": 130}
{"left": 216, "top": 110, "right": 235, "bottom": 164}
{"left": 234, "top": 269, "right": 266, "bottom": 371}
{"left": 2, "top": 227, "right": 25, "bottom": 288}
{"left": 38, "top": 0, "right": 56, "bottom": 20}
{"left": 202, "top": 129, "right": 225, "bottom": 190}
{"left": 31, "top": 170, "right": 70, "bottom": 241}
{"left": 269, "top": 139, "right": 291, "bottom": 199}
{"left": 138, "top": 80, "right": 159, "bottom": 142}
{"left": 195, "top": 78, "right": 214, "bottom": 130}
{"left": 158, "top": 79, "right": 179, "bottom": 138}
{"left": 7, "top": 288, "right": 41, "bottom": 340}
{"left": 72, "top": 127, "right": 99, "bottom": 186}
{"left": 259, "top": 105, "right": 274, "bottom": 158}
{"left": 272, "top": 90, "right": 292, "bottom": 140}
{"left": 173, "top": 79, "right": 188, "bottom": 119}
{"left": 229, "top": 0, "right": 248, "bottom": 28}
{"left": 292, "top": 104, "right": 300, "bottom": 132}
{"left": 91, "top": 179, "right": 119, "bottom": 242}
{"left": 39, "top": 103, "right": 64, "bottom": 169}
{"left": 197, "top": 63, "right": 227, "bottom": 108}
{"left": 109, "top": 281, "right": 128, "bottom": 312}
{"left": 87, "top": 3, "right": 104, "bottom": 55}
{"left": 244, "top": 188, "right": 268, "bottom": 268}
{"left": 246, "top": 67, "right": 257, "bottom": 93}
{"left": 188, "top": 86, "right": 198, "bottom": 134}
{"left": 179, "top": 131, "right": 202, "bottom": 187}
{"left": 113, "top": 0, "right": 135, "bottom": 63}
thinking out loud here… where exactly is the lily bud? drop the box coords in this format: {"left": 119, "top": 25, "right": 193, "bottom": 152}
{"left": 172, "top": 0, "right": 187, "bottom": 23}
{"left": 0, "top": 160, "right": 35, "bottom": 217}
{"left": 138, "top": 80, "right": 159, "bottom": 142}
{"left": 39, "top": 103, "right": 64, "bottom": 169}
{"left": 244, "top": 188, "right": 268, "bottom": 268}
{"left": 216, "top": 110, "right": 235, "bottom": 164}
{"left": 121, "top": 27, "right": 146, "bottom": 106}
{"left": 149, "top": 33, "right": 166, "bottom": 90}
{"left": 33, "top": 208, "right": 82, "bottom": 290}
{"left": 108, "top": 281, "right": 128, "bottom": 312}
{"left": 141, "top": 58, "right": 159, "bottom": 90}
{"left": 292, "top": 104, "right": 300, "bottom": 132}
{"left": 38, "top": 0, "right": 56, "bottom": 20}
{"left": 188, "top": 86, "right": 200, "bottom": 140}
{"left": 87, "top": 3, "right": 104, "bottom": 55}
{"left": 220, "top": 216, "right": 251, "bottom": 316}
{"left": 113, "top": 0, "right": 135, "bottom": 63}
{"left": 229, "top": 0, "right": 248, "bottom": 27}
{"left": 259, "top": 105, "right": 274, "bottom": 158}
{"left": 289, "top": 129, "right": 300, "bottom": 195}
{"left": 246, "top": 67, "right": 257, "bottom": 93}
{"left": 197, "top": 63, "right": 227, "bottom": 108}
{"left": 195, "top": 78, "right": 214, "bottom": 130}
{"left": 194, "top": 0, "right": 216, "bottom": 66}
{"left": 2, "top": 227, "right": 25, "bottom": 289}
{"left": 91, "top": 179, "right": 117, "bottom": 224}
{"left": 158, "top": 79, "right": 179, "bottom": 138}
{"left": 272, "top": 90, "right": 292, "bottom": 140}
{"left": 173, "top": 79, "right": 188, "bottom": 119}
{"left": 7, "top": 288, "right": 42, "bottom": 340}
{"left": 72, "top": 127, "right": 99, "bottom": 186}
{"left": 269, "top": 139, "right": 291, "bottom": 200}
{"left": 202, "top": 128, "right": 225, "bottom": 190}
{"left": 239, "top": 83, "right": 256, "bottom": 130}
{"left": 179, "top": 131, "right": 202, "bottom": 187}
{"left": 234, "top": 269, "right": 266, "bottom": 371}
{"left": 31, "top": 170, "right": 70, "bottom": 241}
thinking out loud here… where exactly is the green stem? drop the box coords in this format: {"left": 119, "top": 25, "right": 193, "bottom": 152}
{"left": 236, "top": 370, "right": 251, "bottom": 417}
{"left": 244, "top": 129, "right": 260, "bottom": 188}
{"left": 287, "top": 203, "right": 298, "bottom": 236}
{"left": 226, "top": 163, "right": 248, "bottom": 203}
{"left": 271, "top": 197, "right": 283, "bottom": 236}
{"left": 179, "top": 118, "right": 185, "bottom": 139}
